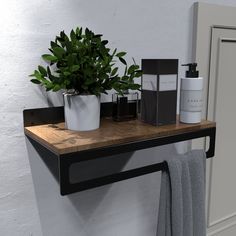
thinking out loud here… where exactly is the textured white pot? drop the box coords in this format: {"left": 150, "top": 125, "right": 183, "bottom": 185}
{"left": 64, "top": 94, "right": 100, "bottom": 131}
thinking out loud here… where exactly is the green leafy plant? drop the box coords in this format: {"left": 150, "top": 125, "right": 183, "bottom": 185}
{"left": 30, "top": 26, "right": 142, "bottom": 96}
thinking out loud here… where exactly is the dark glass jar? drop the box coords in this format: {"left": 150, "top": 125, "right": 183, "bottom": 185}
{"left": 112, "top": 92, "right": 138, "bottom": 121}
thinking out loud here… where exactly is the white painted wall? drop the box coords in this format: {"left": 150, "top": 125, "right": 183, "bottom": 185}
{"left": 1, "top": 0, "right": 236, "bottom": 235}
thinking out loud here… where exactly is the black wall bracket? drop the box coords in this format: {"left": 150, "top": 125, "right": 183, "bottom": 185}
{"left": 24, "top": 106, "right": 216, "bottom": 196}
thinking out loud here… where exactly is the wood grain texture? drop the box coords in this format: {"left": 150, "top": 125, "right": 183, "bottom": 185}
{"left": 24, "top": 118, "right": 216, "bottom": 155}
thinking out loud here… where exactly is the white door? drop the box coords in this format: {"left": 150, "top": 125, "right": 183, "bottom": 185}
{"left": 208, "top": 27, "right": 236, "bottom": 236}
{"left": 193, "top": 3, "right": 236, "bottom": 236}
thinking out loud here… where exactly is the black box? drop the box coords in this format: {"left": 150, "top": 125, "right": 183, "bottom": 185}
{"left": 141, "top": 59, "right": 178, "bottom": 125}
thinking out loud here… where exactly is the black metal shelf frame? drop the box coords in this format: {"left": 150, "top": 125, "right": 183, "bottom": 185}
{"left": 24, "top": 106, "right": 216, "bottom": 196}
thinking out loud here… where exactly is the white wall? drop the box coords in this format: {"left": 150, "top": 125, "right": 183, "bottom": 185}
{"left": 1, "top": 0, "right": 236, "bottom": 235}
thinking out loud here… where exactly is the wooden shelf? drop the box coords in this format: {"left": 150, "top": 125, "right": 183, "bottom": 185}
{"left": 24, "top": 106, "right": 216, "bottom": 195}
{"left": 25, "top": 118, "right": 215, "bottom": 156}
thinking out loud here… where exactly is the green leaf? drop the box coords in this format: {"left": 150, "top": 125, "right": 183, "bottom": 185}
{"left": 70, "top": 30, "right": 76, "bottom": 42}
{"left": 52, "top": 84, "right": 61, "bottom": 92}
{"left": 65, "top": 40, "right": 73, "bottom": 53}
{"left": 63, "top": 71, "right": 71, "bottom": 76}
{"left": 50, "top": 41, "right": 58, "bottom": 49}
{"left": 47, "top": 66, "right": 51, "bottom": 76}
{"left": 102, "top": 40, "right": 108, "bottom": 45}
{"left": 55, "top": 36, "right": 64, "bottom": 45}
{"left": 42, "top": 54, "right": 58, "bottom": 62}
{"left": 64, "top": 80, "right": 70, "bottom": 86}
{"left": 85, "top": 78, "right": 95, "bottom": 86}
{"left": 71, "top": 65, "right": 80, "bottom": 72}
{"left": 85, "top": 28, "right": 90, "bottom": 37}
{"left": 48, "top": 73, "right": 59, "bottom": 82}
{"left": 129, "top": 83, "right": 141, "bottom": 90}
{"left": 116, "top": 52, "right": 126, "bottom": 57}
{"left": 67, "top": 54, "right": 75, "bottom": 66}
{"left": 119, "top": 57, "right": 127, "bottom": 65}
{"left": 134, "top": 70, "right": 143, "bottom": 78}
{"left": 121, "top": 75, "right": 129, "bottom": 81}
{"left": 60, "top": 30, "right": 66, "bottom": 38}
{"left": 128, "top": 65, "right": 139, "bottom": 74}
{"left": 53, "top": 47, "right": 65, "bottom": 58}
{"left": 76, "top": 27, "right": 81, "bottom": 35}
{"left": 38, "top": 65, "right": 47, "bottom": 76}
{"left": 33, "top": 70, "right": 43, "bottom": 81}
{"left": 31, "top": 79, "right": 41, "bottom": 84}
{"left": 111, "top": 67, "right": 118, "bottom": 76}
{"left": 93, "top": 34, "right": 103, "bottom": 38}
{"left": 78, "top": 27, "right": 82, "bottom": 36}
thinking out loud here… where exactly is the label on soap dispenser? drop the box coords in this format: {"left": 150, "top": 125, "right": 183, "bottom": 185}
{"left": 180, "top": 90, "right": 203, "bottom": 112}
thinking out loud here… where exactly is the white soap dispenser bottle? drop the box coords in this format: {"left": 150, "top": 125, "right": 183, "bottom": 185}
{"left": 180, "top": 63, "right": 203, "bottom": 123}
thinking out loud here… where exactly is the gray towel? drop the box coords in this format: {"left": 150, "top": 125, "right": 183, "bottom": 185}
{"left": 157, "top": 150, "right": 206, "bottom": 236}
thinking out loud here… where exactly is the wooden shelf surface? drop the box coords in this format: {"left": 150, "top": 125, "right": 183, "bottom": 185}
{"left": 24, "top": 118, "right": 216, "bottom": 156}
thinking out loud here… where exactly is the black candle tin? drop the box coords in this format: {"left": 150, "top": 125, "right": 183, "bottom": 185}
{"left": 141, "top": 59, "right": 178, "bottom": 125}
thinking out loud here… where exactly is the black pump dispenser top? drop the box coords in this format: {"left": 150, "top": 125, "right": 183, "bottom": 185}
{"left": 182, "top": 63, "right": 199, "bottom": 78}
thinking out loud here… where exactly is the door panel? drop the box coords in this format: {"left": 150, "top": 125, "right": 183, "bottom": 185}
{"left": 208, "top": 222, "right": 236, "bottom": 236}
{"left": 193, "top": 3, "right": 236, "bottom": 235}
{"left": 208, "top": 28, "right": 236, "bottom": 226}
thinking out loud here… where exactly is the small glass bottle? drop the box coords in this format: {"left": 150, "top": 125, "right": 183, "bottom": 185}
{"left": 112, "top": 92, "right": 138, "bottom": 121}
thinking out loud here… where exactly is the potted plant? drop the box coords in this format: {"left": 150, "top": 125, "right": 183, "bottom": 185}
{"left": 30, "top": 26, "right": 142, "bottom": 131}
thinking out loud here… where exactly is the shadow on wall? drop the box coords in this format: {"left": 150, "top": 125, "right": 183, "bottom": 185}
{"left": 67, "top": 145, "right": 177, "bottom": 226}
{"left": 68, "top": 152, "right": 134, "bottom": 220}
{"left": 28, "top": 137, "right": 134, "bottom": 219}
{"left": 26, "top": 135, "right": 178, "bottom": 235}
{"left": 41, "top": 88, "right": 64, "bottom": 107}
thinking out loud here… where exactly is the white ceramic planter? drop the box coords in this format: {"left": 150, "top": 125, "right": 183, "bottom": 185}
{"left": 64, "top": 94, "right": 100, "bottom": 131}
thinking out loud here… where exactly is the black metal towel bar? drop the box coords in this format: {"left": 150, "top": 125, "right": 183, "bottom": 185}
{"left": 24, "top": 106, "right": 216, "bottom": 195}
{"left": 58, "top": 126, "right": 215, "bottom": 195}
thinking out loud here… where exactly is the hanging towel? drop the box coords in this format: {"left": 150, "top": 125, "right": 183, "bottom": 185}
{"left": 156, "top": 150, "right": 206, "bottom": 236}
